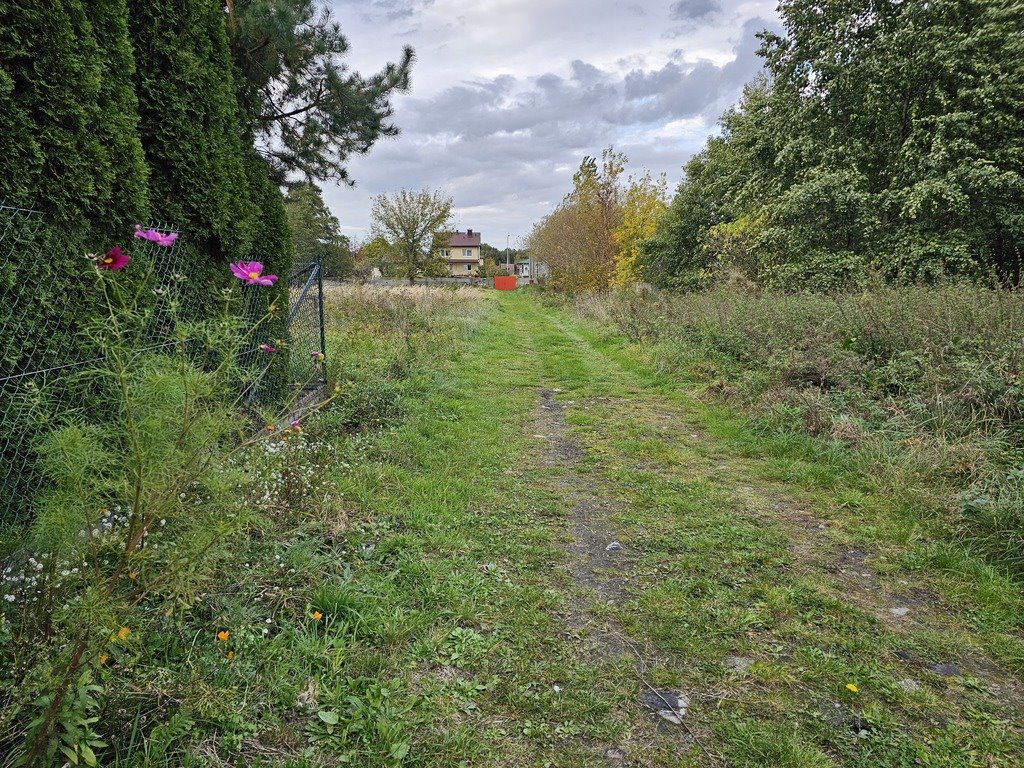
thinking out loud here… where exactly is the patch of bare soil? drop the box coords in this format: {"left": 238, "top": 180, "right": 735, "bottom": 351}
{"left": 528, "top": 388, "right": 712, "bottom": 765}
{"left": 531, "top": 388, "right": 630, "bottom": 660}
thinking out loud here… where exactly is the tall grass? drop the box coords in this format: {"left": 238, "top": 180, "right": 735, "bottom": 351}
{"left": 573, "top": 284, "right": 1024, "bottom": 576}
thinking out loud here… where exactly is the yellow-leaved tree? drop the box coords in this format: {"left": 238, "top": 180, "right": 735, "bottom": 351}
{"left": 612, "top": 171, "right": 667, "bottom": 286}
{"left": 527, "top": 148, "right": 626, "bottom": 292}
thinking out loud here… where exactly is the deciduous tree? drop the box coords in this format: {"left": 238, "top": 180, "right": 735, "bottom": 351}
{"left": 642, "top": 0, "right": 1024, "bottom": 289}
{"left": 612, "top": 171, "right": 667, "bottom": 286}
{"left": 528, "top": 148, "right": 626, "bottom": 291}
{"left": 370, "top": 190, "right": 453, "bottom": 284}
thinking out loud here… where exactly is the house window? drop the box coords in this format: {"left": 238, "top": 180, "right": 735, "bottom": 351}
{"left": 465, "top": 264, "right": 472, "bottom": 271}
{"left": 442, "top": 249, "right": 451, "bottom": 257}
{"left": 463, "top": 249, "right": 472, "bottom": 257}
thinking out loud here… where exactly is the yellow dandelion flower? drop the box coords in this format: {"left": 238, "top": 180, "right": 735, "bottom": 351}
{"left": 265, "top": 424, "right": 275, "bottom": 432}
{"left": 217, "top": 630, "right": 230, "bottom": 642}
{"left": 127, "top": 571, "right": 137, "bottom": 580}
{"left": 117, "top": 626, "right": 131, "bottom": 641}
{"left": 846, "top": 683, "right": 858, "bottom": 693}
{"left": 98, "top": 653, "right": 109, "bottom": 665}
{"left": 311, "top": 611, "right": 323, "bottom": 621}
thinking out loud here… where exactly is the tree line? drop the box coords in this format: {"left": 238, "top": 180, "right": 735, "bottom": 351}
{"left": 529, "top": 0, "right": 1024, "bottom": 292}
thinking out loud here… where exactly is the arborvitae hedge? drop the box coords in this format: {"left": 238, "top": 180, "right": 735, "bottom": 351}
{"left": 244, "top": 149, "right": 295, "bottom": 399}
{"left": 0, "top": 0, "right": 148, "bottom": 237}
{"left": 128, "top": 0, "right": 260, "bottom": 295}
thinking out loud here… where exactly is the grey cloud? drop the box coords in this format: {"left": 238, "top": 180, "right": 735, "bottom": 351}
{"left": 404, "top": 15, "right": 772, "bottom": 144}
{"left": 354, "top": 0, "right": 435, "bottom": 22}
{"left": 669, "top": 0, "right": 722, "bottom": 20}
{"left": 322, "top": 0, "right": 782, "bottom": 242}
{"left": 569, "top": 60, "right": 608, "bottom": 85}
{"left": 624, "top": 17, "right": 769, "bottom": 119}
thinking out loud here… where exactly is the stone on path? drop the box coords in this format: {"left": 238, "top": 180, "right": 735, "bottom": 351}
{"left": 640, "top": 689, "right": 689, "bottom": 724}
{"left": 605, "top": 541, "right": 624, "bottom": 552}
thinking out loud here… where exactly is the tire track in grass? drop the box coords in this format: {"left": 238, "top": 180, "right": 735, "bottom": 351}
{"left": 518, "top": 297, "right": 720, "bottom": 766}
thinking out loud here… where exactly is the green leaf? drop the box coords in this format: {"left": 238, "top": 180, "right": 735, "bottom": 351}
{"left": 389, "top": 742, "right": 410, "bottom": 760}
{"left": 317, "top": 710, "right": 339, "bottom": 725}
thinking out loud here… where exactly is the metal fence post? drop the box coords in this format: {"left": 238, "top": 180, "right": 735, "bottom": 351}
{"left": 317, "top": 254, "right": 327, "bottom": 381}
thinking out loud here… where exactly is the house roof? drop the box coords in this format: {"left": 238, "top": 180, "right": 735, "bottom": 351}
{"left": 448, "top": 229, "right": 481, "bottom": 247}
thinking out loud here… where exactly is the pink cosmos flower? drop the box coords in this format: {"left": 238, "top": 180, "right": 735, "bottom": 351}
{"left": 290, "top": 420, "right": 302, "bottom": 433}
{"left": 259, "top": 343, "right": 277, "bottom": 354}
{"left": 98, "top": 246, "right": 130, "bottom": 271}
{"left": 134, "top": 225, "right": 178, "bottom": 247}
{"left": 230, "top": 261, "right": 278, "bottom": 286}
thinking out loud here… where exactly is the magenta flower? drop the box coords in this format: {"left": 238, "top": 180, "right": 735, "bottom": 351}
{"left": 134, "top": 225, "right": 178, "bottom": 247}
{"left": 98, "top": 246, "right": 130, "bottom": 271}
{"left": 290, "top": 420, "right": 302, "bottom": 432}
{"left": 259, "top": 343, "right": 277, "bottom": 354}
{"left": 310, "top": 351, "right": 325, "bottom": 362}
{"left": 230, "top": 261, "right": 278, "bottom": 286}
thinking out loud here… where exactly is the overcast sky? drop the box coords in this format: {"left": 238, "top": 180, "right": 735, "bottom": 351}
{"left": 325, "top": 0, "right": 781, "bottom": 248}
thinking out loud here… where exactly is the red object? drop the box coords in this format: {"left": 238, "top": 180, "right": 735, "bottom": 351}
{"left": 494, "top": 275, "right": 517, "bottom": 291}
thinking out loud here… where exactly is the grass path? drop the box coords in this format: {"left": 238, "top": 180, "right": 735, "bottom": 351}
{"left": 333, "top": 289, "right": 1023, "bottom": 767}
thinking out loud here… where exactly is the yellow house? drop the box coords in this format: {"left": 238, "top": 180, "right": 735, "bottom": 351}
{"left": 441, "top": 229, "right": 482, "bottom": 276}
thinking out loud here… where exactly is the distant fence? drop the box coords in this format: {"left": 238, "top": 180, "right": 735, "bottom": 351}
{"left": 0, "top": 203, "right": 325, "bottom": 525}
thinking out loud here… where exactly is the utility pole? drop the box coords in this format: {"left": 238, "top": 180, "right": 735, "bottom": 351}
{"left": 506, "top": 234, "right": 510, "bottom": 274}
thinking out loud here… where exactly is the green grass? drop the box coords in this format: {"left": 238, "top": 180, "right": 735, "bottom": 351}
{"left": 50, "top": 286, "right": 1024, "bottom": 767}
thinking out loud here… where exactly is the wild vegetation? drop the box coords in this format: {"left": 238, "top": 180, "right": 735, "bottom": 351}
{"left": 0, "top": 283, "right": 479, "bottom": 765}
{"left": 9, "top": 281, "right": 1019, "bottom": 766}
{"left": 570, "top": 284, "right": 1024, "bottom": 578}
{"left": 527, "top": 148, "right": 668, "bottom": 292}
{"left": 525, "top": 0, "right": 1024, "bottom": 586}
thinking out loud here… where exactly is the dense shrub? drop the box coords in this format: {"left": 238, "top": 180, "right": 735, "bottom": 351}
{"left": 641, "top": 0, "right": 1024, "bottom": 290}
{"left": 128, "top": 0, "right": 263, "bottom": 300}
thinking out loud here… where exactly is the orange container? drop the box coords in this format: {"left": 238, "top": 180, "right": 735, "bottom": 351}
{"left": 494, "top": 275, "right": 517, "bottom": 291}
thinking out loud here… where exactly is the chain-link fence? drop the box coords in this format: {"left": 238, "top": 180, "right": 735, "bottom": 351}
{"left": 0, "top": 203, "right": 326, "bottom": 525}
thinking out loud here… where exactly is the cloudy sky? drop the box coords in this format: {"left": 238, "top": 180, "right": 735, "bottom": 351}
{"left": 326, "top": 0, "right": 782, "bottom": 248}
